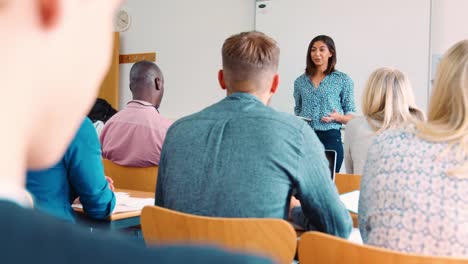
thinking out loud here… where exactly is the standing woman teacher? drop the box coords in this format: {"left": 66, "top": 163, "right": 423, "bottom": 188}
{"left": 294, "top": 35, "right": 356, "bottom": 172}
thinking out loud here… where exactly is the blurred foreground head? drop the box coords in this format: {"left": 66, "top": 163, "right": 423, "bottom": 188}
{"left": 1, "top": 0, "right": 121, "bottom": 180}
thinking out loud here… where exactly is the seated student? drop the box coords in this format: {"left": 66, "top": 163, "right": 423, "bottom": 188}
{"left": 344, "top": 67, "right": 425, "bottom": 174}
{"left": 156, "top": 31, "right": 352, "bottom": 238}
{"left": 100, "top": 61, "right": 172, "bottom": 167}
{"left": 358, "top": 40, "right": 468, "bottom": 256}
{"left": 88, "top": 98, "right": 117, "bottom": 136}
{"left": 27, "top": 117, "right": 116, "bottom": 222}
{"left": 0, "top": 1, "right": 271, "bottom": 263}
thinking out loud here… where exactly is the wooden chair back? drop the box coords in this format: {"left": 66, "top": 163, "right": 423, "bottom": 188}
{"left": 299, "top": 231, "right": 468, "bottom": 264}
{"left": 335, "top": 173, "right": 361, "bottom": 194}
{"left": 335, "top": 173, "right": 361, "bottom": 227}
{"left": 141, "top": 206, "right": 297, "bottom": 264}
{"left": 102, "top": 159, "right": 158, "bottom": 192}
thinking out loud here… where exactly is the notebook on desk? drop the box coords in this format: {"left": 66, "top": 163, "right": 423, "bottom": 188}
{"left": 339, "top": 190, "right": 359, "bottom": 214}
{"left": 72, "top": 192, "right": 155, "bottom": 214}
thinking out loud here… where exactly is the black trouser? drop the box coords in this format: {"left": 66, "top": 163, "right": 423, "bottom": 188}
{"left": 315, "top": 129, "right": 343, "bottom": 172}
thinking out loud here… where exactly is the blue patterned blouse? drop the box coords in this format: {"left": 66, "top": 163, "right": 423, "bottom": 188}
{"left": 294, "top": 71, "right": 356, "bottom": 131}
{"left": 359, "top": 126, "right": 468, "bottom": 256}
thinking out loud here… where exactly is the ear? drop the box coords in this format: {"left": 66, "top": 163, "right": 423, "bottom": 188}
{"left": 270, "top": 74, "right": 279, "bottom": 94}
{"left": 38, "top": 0, "right": 60, "bottom": 29}
{"left": 155, "top": 77, "right": 162, "bottom": 91}
{"left": 218, "top": 70, "right": 227, "bottom": 90}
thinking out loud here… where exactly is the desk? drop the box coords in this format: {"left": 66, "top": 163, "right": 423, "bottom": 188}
{"left": 292, "top": 211, "right": 359, "bottom": 238}
{"left": 74, "top": 188, "right": 154, "bottom": 230}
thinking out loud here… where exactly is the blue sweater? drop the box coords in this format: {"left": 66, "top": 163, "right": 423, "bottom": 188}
{"left": 27, "top": 118, "right": 115, "bottom": 222}
{"left": 156, "top": 93, "right": 352, "bottom": 238}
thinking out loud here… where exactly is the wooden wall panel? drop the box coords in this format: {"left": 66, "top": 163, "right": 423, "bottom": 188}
{"left": 97, "top": 32, "right": 120, "bottom": 109}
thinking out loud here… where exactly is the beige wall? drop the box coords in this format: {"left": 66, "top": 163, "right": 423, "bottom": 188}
{"left": 432, "top": 0, "right": 468, "bottom": 54}
{"left": 116, "top": 0, "right": 468, "bottom": 118}
{"left": 430, "top": 0, "right": 468, "bottom": 95}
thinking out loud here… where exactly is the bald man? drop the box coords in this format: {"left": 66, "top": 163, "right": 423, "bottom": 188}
{"left": 100, "top": 61, "right": 172, "bottom": 167}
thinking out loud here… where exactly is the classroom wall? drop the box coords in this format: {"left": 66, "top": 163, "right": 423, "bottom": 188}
{"left": 118, "top": 0, "right": 255, "bottom": 119}
{"left": 118, "top": 0, "right": 468, "bottom": 119}
{"left": 430, "top": 0, "right": 468, "bottom": 90}
{"left": 255, "top": 0, "right": 431, "bottom": 115}
{"left": 431, "top": 0, "right": 468, "bottom": 54}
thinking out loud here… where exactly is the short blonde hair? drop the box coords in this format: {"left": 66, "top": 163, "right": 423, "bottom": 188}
{"left": 222, "top": 31, "right": 279, "bottom": 91}
{"left": 417, "top": 40, "right": 468, "bottom": 176}
{"left": 362, "top": 67, "right": 425, "bottom": 132}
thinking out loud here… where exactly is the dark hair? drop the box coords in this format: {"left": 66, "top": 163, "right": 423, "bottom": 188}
{"left": 305, "top": 35, "right": 337, "bottom": 76}
{"left": 87, "top": 98, "right": 117, "bottom": 123}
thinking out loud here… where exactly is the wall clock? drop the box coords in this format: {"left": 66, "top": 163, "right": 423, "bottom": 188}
{"left": 114, "top": 10, "right": 131, "bottom": 32}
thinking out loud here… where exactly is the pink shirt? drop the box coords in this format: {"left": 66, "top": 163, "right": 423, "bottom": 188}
{"left": 100, "top": 100, "right": 172, "bottom": 167}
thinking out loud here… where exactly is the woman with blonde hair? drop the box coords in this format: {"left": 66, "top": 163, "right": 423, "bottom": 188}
{"left": 358, "top": 40, "right": 468, "bottom": 256}
{"left": 344, "top": 67, "right": 424, "bottom": 174}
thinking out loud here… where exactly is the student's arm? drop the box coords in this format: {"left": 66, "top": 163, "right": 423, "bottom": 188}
{"left": 293, "top": 79, "right": 302, "bottom": 116}
{"left": 291, "top": 125, "right": 352, "bottom": 238}
{"left": 65, "top": 118, "right": 115, "bottom": 219}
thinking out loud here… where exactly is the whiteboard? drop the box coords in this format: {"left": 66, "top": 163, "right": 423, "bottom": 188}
{"left": 255, "top": 0, "right": 431, "bottom": 114}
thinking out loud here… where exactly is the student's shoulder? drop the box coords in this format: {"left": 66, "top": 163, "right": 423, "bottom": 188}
{"left": 171, "top": 107, "right": 308, "bottom": 136}
{"left": 265, "top": 111, "right": 318, "bottom": 141}
{"left": 167, "top": 99, "right": 236, "bottom": 129}
{"left": 168, "top": 110, "right": 205, "bottom": 129}
{"left": 373, "top": 125, "right": 418, "bottom": 147}
{"left": 72, "top": 117, "right": 99, "bottom": 144}
{"left": 274, "top": 110, "right": 307, "bottom": 126}
{"left": 78, "top": 117, "right": 95, "bottom": 132}
{"left": 157, "top": 114, "right": 174, "bottom": 127}
{"left": 164, "top": 108, "right": 215, "bottom": 139}
{"left": 346, "top": 116, "right": 370, "bottom": 131}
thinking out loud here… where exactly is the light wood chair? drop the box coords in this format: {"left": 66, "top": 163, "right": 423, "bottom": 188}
{"left": 102, "top": 159, "right": 158, "bottom": 192}
{"left": 335, "top": 173, "right": 361, "bottom": 227}
{"left": 141, "top": 206, "right": 297, "bottom": 264}
{"left": 335, "top": 173, "right": 361, "bottom": 194}
{"left": 298, "top": 231, "right": 468, "bottom": 264}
